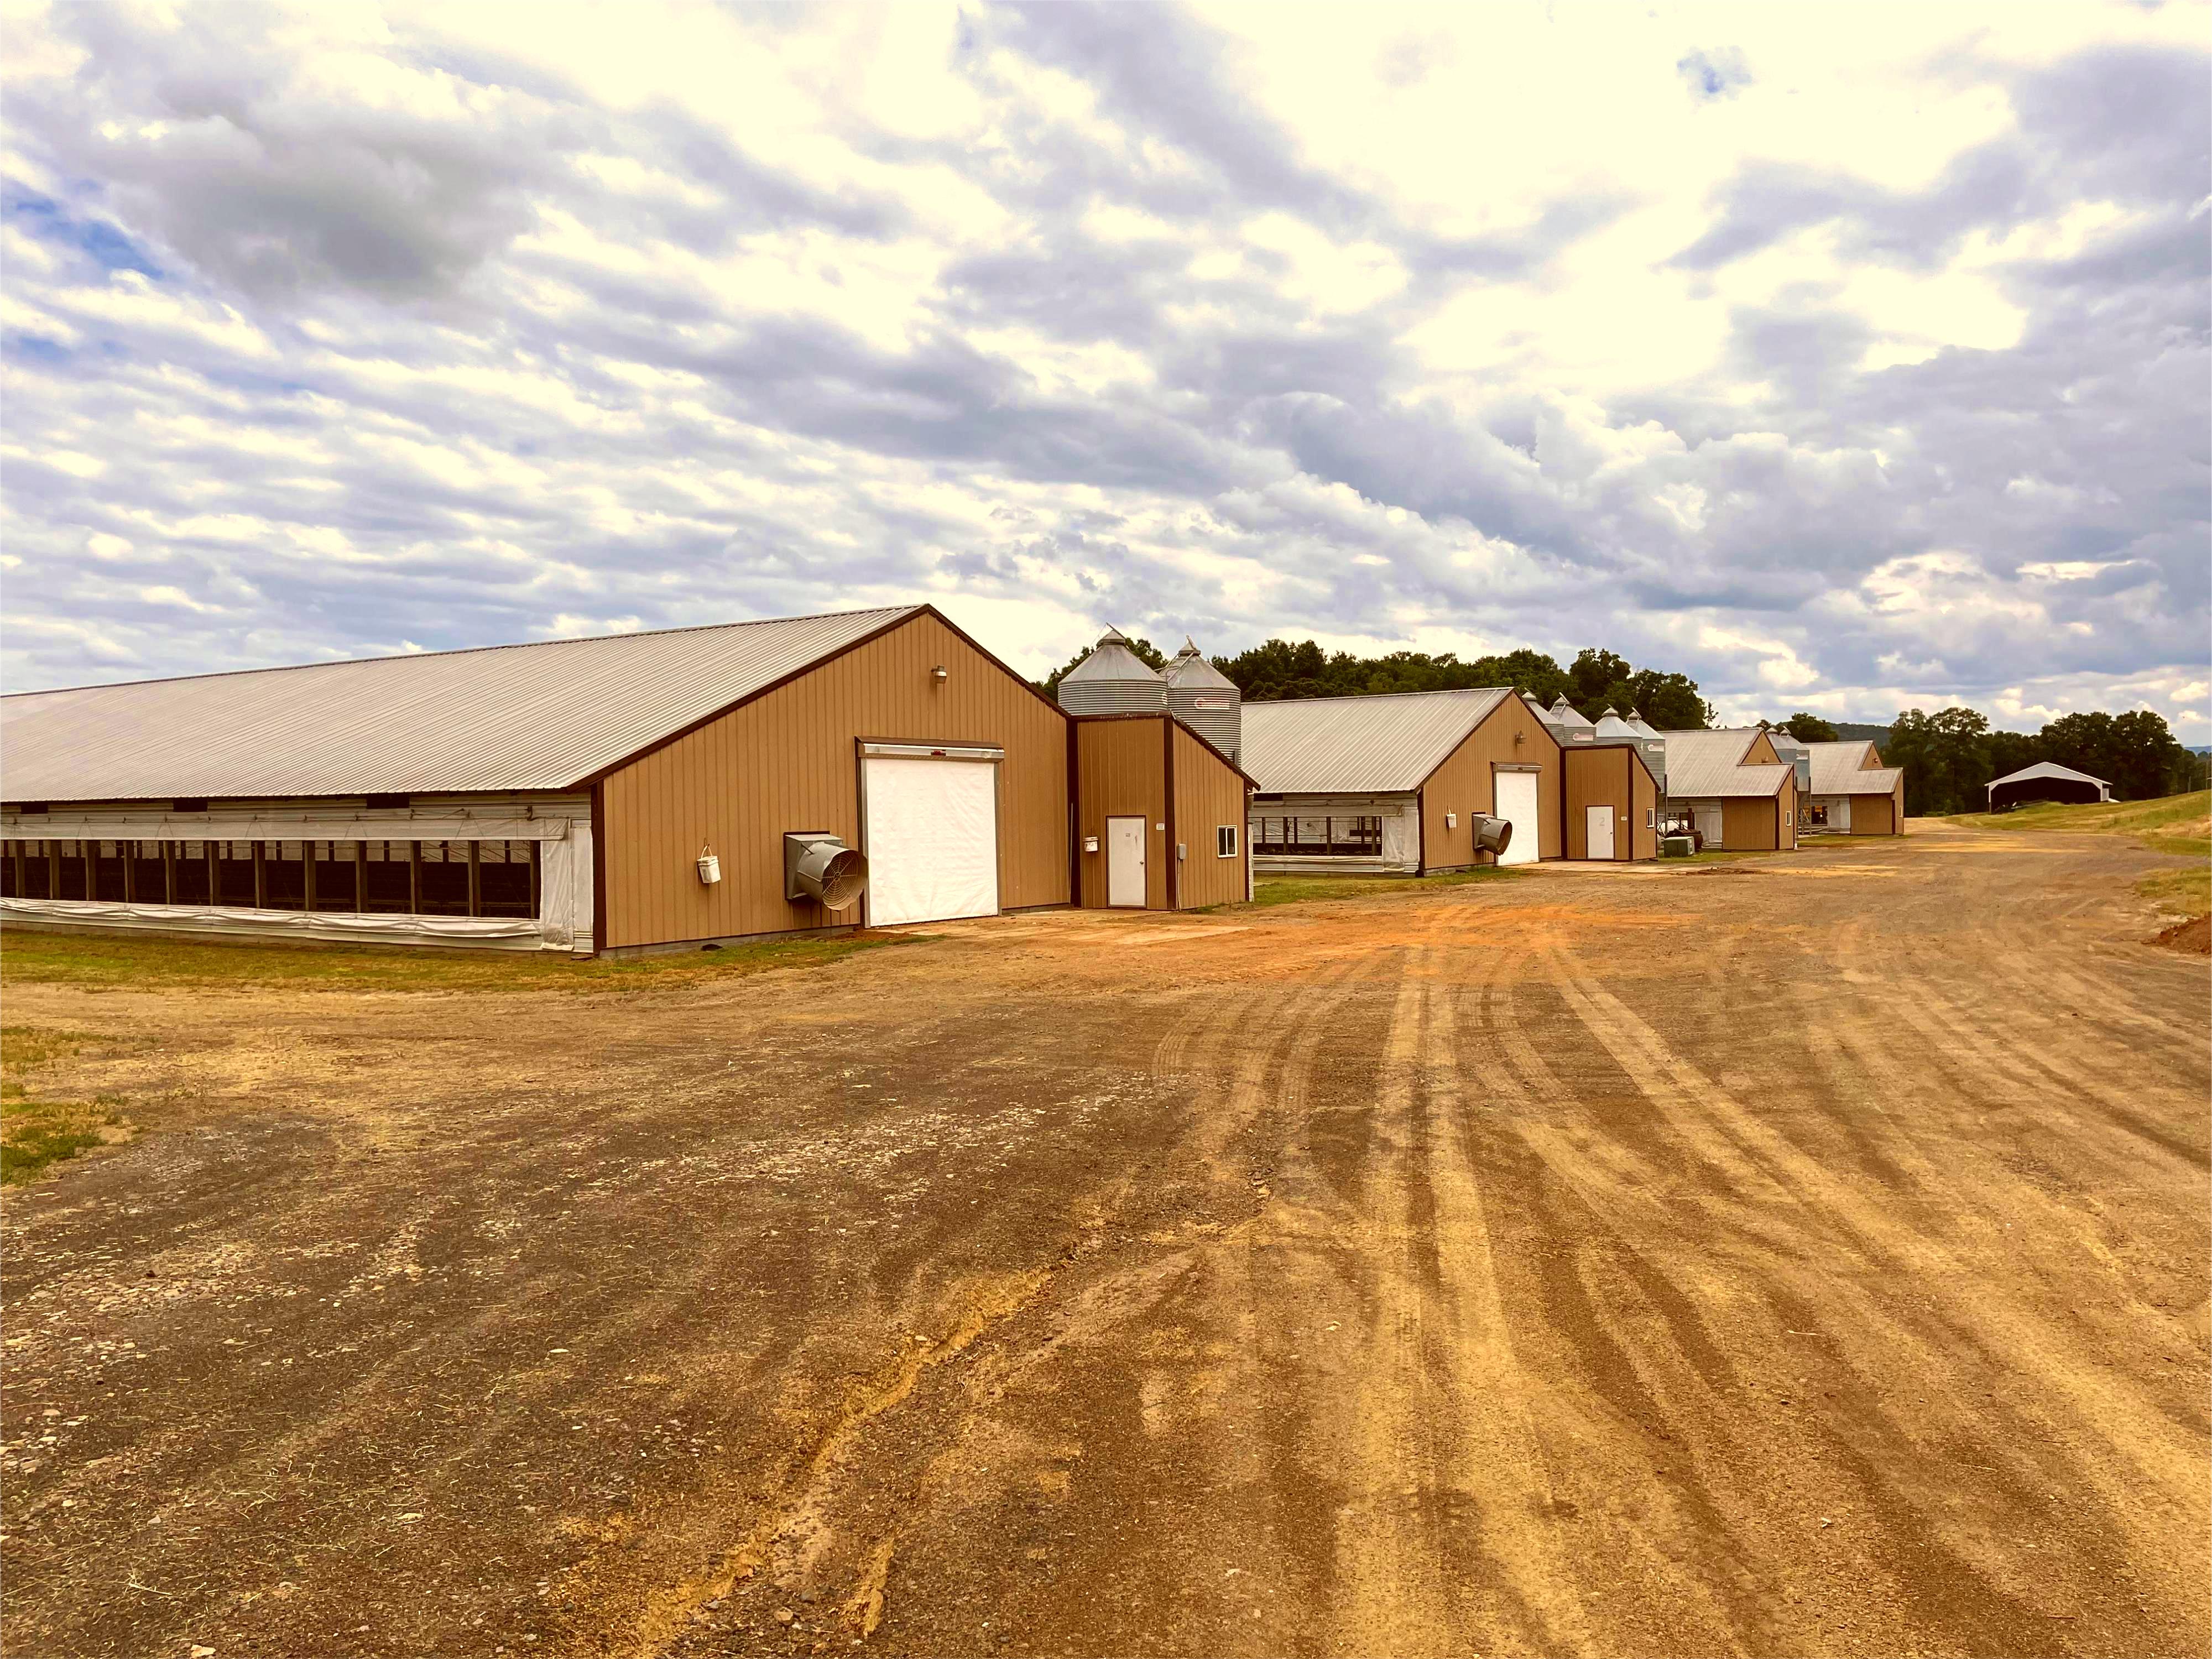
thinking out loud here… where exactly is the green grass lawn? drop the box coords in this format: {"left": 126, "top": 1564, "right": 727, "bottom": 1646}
{"left": 0, "top": 1026, "right": 124, "bottom": 1186}
{"left": 1948, "top": 790, "right": 2209, "bottom": 918}
{"left": 0, "top": 926, "right": 919, "bottom": 995}
{"left": 1247, "top": 867, "right": 1525, "bottom": 907}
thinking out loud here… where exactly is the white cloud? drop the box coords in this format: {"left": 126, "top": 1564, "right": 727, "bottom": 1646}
{"left": 0, "top": 0, "right": 2199, "bottom": 744}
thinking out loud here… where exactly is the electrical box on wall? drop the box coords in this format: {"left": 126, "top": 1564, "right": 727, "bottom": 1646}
{"left": 1084, "top": 836, "right": 1099, "bottom": 852}
{"left": 1445, "top": 812, "right": 1457, "bottom": 829}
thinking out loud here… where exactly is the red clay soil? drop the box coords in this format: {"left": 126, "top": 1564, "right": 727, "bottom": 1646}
{"left": 2153, "top": 912, "right": 2210, "bottom": 954}
{"left": 2, "top": 822, "right": 2205, "bottom": 1658}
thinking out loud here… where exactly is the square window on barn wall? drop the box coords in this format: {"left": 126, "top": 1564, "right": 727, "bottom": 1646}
{"left": 1217, "top": 825, "right": 1237, "bottom": 857}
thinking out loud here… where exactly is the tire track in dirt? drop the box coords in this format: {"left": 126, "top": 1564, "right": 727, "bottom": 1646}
{"left": 1407, "top": 949, "right": 1595, "bottom": 1654}
{"left": 1778, "top": 980, "right": 2203, "bottom": 1640}
{"left": 1489, "top": 952, "right": 2188, "bottom": 1650}
{"left": 629, "top": 961, "right": 1374, "bottom": 1655}
{"left": 1544, "top": 946, "right": 2205, "bottom": 1566}
{"left": 1475, "top": 964, "right": 1802, "bottom": 1653}
{"left": 1870, "top": 942, "right": 2203, "bottom": 1169}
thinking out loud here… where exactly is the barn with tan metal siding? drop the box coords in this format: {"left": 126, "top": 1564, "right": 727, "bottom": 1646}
{"left": 1242, "top": 688, "right": 1561, "bottom": 874}
{"left": 1564, "top": 743, "right": 1661, "bottom": 860}
{"left": 1071, "top": 713, "right": 1253, "bottom": 910}
{"left": 1, "top": 603, "right": 1267, "bottom": 954}
{"left": 1802, "top": 740, "right": 1906, "bottom": 834}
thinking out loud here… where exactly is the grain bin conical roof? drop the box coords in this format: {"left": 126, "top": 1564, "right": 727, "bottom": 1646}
{"left": 1161, "top": 637, "right": 1237, "bottom": 691}
{"left": 1161, "top": 635, "right": 1241, "bottom": 760}
{"left": 1057, "top": 627, "right": 1168, "bottom": 714}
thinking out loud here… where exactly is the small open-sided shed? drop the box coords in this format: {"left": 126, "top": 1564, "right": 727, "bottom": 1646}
{"left": 1984, "top": 761, "right": 2110, "bottom": 811}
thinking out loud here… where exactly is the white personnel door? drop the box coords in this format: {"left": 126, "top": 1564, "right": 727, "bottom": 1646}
{"left": 1826, "top": 795, "right": 1851, "bottom": 832}
{"left": 1107, "top": 816, "right": 1147, "bottom": 907}
{"left": 862, "top": 757, "right": 999, "bottom": 926}
{"left": 1494, "top": 771, "right": 1541, "bottom": 865}
{"left": 1585, "top": 804, "right": 1615, "bottom": 859}
{"left": 1694, "top": 805, "right": 1724, "bottom": 847}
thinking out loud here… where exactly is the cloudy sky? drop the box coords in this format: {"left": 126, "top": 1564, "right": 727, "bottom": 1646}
{"left": 3, "top": 1, "right": 2206, "bottom": 734}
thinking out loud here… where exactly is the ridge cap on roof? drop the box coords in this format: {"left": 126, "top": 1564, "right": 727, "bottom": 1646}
{"left": 2, "top": 602, "right": 924, "bottom": 702}
{"left": 1245, "top": 685, "right": 1511, "bottom": 708}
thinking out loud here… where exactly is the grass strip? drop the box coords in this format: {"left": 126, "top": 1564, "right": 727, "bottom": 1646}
{"left": 0, "top": 1026, "right": 125, "bottom": 1186}
{"left": 1248, "top": 867, "right": 1525, "bottom": 908}
{"left": 0, "top": 928, "right": 919, "bottom": 996}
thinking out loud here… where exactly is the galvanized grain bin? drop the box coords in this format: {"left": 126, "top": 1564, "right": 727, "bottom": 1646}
{"left": 1056, "top": 628, "right": 1168, "bottom": 716}
{"left": 1161, "top": 637, "right": 1241, "bottom": 762}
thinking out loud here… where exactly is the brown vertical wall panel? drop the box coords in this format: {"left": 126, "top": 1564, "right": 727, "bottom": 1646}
{"left": 1630, "top": 756, "right": 1658, "bottom": 860}
{"left": 1170, "top": 723, "right": 1249, "bottom": 908}
{"left": 1721, "top": 792, "right": 1786, "bottom": 850}
{"left": 1416, "top": 698, "right": 1562, "bottom": 870}
{"left": 599, "top": 613, "right": 1070, "bottom": 949}
{"left": 1074, "top": 716, "right": 1167, "bottom": 909}
{"left": 1562, "top": 747, "right": 1655, "bottom": 860}
{"left": 1855, "top": 790, "right": 1897, "bottom": 836}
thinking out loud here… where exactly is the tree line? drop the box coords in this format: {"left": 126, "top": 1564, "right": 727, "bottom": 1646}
{"left": 1881, "top": 706, "right": 2204, "bottom": 813}
{"left": 1037, "top": 634, "right": 2204, "bottom": 810}
{"left": 1039, "top": 637, "right": 1715, "bottom": 731}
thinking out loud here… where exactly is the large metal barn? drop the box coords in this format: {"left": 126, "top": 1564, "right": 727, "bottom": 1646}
{"left": 1, "top": 605, "right": 1252, "bottom": 956}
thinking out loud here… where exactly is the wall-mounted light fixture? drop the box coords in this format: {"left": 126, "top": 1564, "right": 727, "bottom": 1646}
{"left": 931, "top": 665, "right": 948, "bottom": 681}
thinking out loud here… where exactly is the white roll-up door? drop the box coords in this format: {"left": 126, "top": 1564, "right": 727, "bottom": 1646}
{"left": 1494, "top": 771, "right": 1541, "bottom": 865}
{"left": 862, "top": 754, "right": 1000, "bottom": 926}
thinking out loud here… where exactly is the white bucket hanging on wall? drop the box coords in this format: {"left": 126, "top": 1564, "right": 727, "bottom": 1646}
{"left": 696, "top": 844, "right": 721, "bottom": 885}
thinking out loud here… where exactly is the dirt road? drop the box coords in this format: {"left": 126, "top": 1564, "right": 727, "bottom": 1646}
{"left": 4, "top": 825, "right": 2205, "bottom": 1657}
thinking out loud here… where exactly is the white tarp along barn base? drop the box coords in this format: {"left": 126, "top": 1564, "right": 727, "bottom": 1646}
{"left": 1, "top": 812, "right": 595, "bottom": 953}
{"left": 0, "top": 897, "right": 554, "bottom": 951}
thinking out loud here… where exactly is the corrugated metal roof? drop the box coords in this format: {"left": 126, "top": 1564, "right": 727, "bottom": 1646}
{"left": 1985, "top": 760, "right": 2105, "bottom": 789}
{"left": 2, "top": 605, "right": 921, "bottom": 801}
{"left": 1804, "top": 739, "right": 1903, "bottom": 796}
{"left": 1658, "top": 728, "right": 1791, "bottom": 798}
{"left": 1242, "top": 688, "right": 1511, "bottom": 794}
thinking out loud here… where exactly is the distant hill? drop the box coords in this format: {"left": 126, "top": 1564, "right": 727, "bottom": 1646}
{"left": 1833, "top": 722, "right": 1890, "bottom": 742}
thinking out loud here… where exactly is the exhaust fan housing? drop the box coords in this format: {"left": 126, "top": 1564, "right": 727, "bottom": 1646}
{"left": 784, "top": 832, "right": 868, "bottom": 910}
{"left": 1472, "top": 813, "right": 1513, "bottom": 857}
